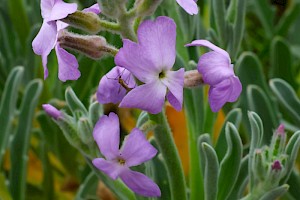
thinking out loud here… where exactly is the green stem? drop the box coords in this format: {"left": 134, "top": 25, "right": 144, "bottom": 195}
{"left": 149, "top": 111, "right": 187, "bottom": 200}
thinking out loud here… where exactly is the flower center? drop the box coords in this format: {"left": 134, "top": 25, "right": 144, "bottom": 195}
{"left": 159, "top": 71, "right": 166, "bottom": 79}
{"left": 118, "top": 158, "right": 126, "bottom": 165}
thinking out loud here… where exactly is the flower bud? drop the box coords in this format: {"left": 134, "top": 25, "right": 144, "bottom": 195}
{"left": 62, "top": 11, "right": 101, "bottom": 34}
{"left": 271, "top": 160, "right": 282, "bottom": 172}
{"left": 184, "top": 70, "right": 204, "bottom": 88}
{"left": 58, "top": 30, "right": 118, "bottom": 59}
{"left": 270, "top": 124, "right": 286, "bottom": 157}
{"left": 135, "top": 0, "right": 163, "bottom": 17}
{"left": 42, "top": 104, "right": 62, "bottom": 120}
{"left": 78, "top": 117, "right": 94, "bottom": 145}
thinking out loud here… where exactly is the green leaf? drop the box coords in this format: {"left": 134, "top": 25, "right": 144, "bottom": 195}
{"left": 252, "top": 0, "right": 274, "bottom": 39}
{"left": 201, "top": 143, "right": 219, "bottom": 200}
{"left": 248, "top": 111, "right": 263, "bottom": 190}
{"left": 275, "top": 2, "right": 300, "bottom": 36}
{"left": 217, "top": 123, "right": 243, "bottom": 200}
{"left": 215, "top": 108, "right": 242, "bottom": 161}
{"left": 0, "top": 67, "right": 24, "bottom": 166}
{"left": 232, "top": 0, "right": 246, "bottom": 59}
{"left": 269, "top": 79, "right": 300, "bottom": 124}
{"left": 8, "top": 0, "right": 30, "bottom": 50}
{"left": 212, "top": 0, "right": 227, "bottom": 47}
{"left": 65, "top": 87, "right": 88, "bottom": 116}
{"left": 198, "top": 133, "right": 212, "bottom": 179}
{"left": 247, "top": 85, "right": 279, "bottom": 144}
{"left": 75, "top": 172, "right": 98, "bottom": 200}
{"left": 9, "top": 79, "right": 43, "bottom": 200}
{"left": 286, "top": 171, "right": 300, "bottom": 199}
{"left": 270, "top": 37, "right": 295, "bottom": 88}
{"left": 282, "top": 131, "right": 300, "bottom": 183}
{"left": 259, "top": 184, "right": 289, "bottom": 200}
{"left": 227, "top": 156, "right": 249, "bottom": 199}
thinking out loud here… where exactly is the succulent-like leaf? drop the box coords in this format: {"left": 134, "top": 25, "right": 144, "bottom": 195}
{"left": 65, "top": 87, "right": 88, "bottom": 116}
{"left": 217, "top": 123, "right": 243, "bottom": 200}
{"left": 9, "top": 79, "right": 43, "bottom": 200}
{"left": 259, "top": 184, "right": 289, "bottom": 200}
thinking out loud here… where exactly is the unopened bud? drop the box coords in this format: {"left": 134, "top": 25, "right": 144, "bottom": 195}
{"left": 135, "top": 0, "right": 163, "bottom": 17}
{"left": 184, "top": 70, "right": 204, "bottom": 88}
{"left": 276, "top": 124, "right": 285, "bottom": 137}
{"left": 62, "top": 11, "right": 101, "bottom": 34}
{"left": 271, "top": 160, "right": 282, "bottom": 172}
{"left": 58, "top": 30, "right": 118, "bottom": 59}
{"left": 78, "top": 117, "right": 93, "bottom": 145}
{"left": 42, "top": 104, "right": 62, "bottom": 120}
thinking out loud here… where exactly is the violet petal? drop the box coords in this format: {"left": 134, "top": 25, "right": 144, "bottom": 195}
{"left": 198, "top": 51, "right": 233, "bottom": 85}
{"left": 120, "top": 169, "right": 161, "bottom": 197}
{"left": 119, "top": 80, "right": 167, "bottom": 114}
{"left": 161, "top": 68, "right": 184, "bottom": 111}
{"left": 82, "top": 3, "right": 101, "bottom": 14}
{"left": 55, "top": 43, "right": 80, "bottom": 82}
{"left": 176, "top": 0, "right": 198, "bottom": 15}
{"left": 47, "top": 0, "right": 77, "bottom": 22}
{"left": 92, "top": 158, "right": 124, "bottom": 180}
{"left": 120, "top": 128, "right": 157, "bottom": 167}
{"left": 93, "top": 113, "right": 120, "bottom": 160}
{"left": 97, "top": 66, "right": 135, "bottom": 104}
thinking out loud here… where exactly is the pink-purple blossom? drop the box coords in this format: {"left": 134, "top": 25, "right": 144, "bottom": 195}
{"left": 186, "top": 40, "right": 242, "bottom": 112}
{"left": 92, "top": 113, "right": 161, "bottom": 197}
{"left": 176, "top": 0, "right": 198, "bottom": 15}
{"left": 115, "top": 16, "right": 184, "bottom": 114}
{"left": 32, "top": 1, "right": 100, "bottom": 82}
{"left": 42, "top": 104, "right": 62, "bottom": 120}
{"left": 97, "top": 66, "right": 136, "bottom": 104}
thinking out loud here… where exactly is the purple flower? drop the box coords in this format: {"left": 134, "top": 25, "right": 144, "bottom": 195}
{"left": 42, "top": 104, "right": 62, "bottom": 120}
{"left": 186, "top": 40, "right": 242, "bottom": 112}
{"left": 92, "top": 113, "right": 161, "bottom": 197}
{"left": 32, "top": 1, "right": 100, "bottom": 81}
{"left": 176, "top": 0, "right": 198, "bottom": 15}
{"left": 97, "top": 66, "right": 136, "bottom": 104}
{"left": 115, "top": 16, "right": 184, "bottom": 114}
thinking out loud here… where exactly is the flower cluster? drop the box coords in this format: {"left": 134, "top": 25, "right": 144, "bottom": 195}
{"left": 37, "top": 0, "right": 243, "bottom": 198}
{"left": 32, "top": 0, "right": 100, "bottom": 81}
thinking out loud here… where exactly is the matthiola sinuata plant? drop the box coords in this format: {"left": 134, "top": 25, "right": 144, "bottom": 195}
{"left": 35, "top": 0, "right": 300, "bottom": 199}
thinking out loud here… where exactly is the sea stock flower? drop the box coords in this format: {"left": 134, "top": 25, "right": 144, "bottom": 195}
{"left": 32, "top": 0, "right": 100, "bottom": 81}
{"left": 176, "top": 0, "right": 198, "bottom": 15}
{"left": 92, "top": 113, "right": 161, "bottom": 197}
{"left": 115, "top": 16, "right": 184, "bottom": 114}
{"left": 186, "top": 40, "right": 242, "bottom": 112}
{"left": 97, "top": 66, "right": 136, "bottom": 104}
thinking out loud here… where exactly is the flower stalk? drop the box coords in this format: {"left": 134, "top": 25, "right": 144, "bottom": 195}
{"left": 149, "top": 111, "right": 187, "bottom": 200}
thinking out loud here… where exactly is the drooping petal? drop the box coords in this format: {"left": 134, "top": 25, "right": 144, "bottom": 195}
{"left": 176, "top": 0, "right": 198, "bottom": 15}
{"left": 47, "top": 0, "right": 77, "bottom": 22}
{"left": 93, "top": 158, "right": 125, "bottom": 180}
{"left": 115, "top": 39, "right": 158, "bottom": 83}
{"left": 120, "top": 128, "right": 157, "bottom": 167}
{"left": 120, "top": 169, "right": 161, "bottom": 197}
{"left": 119, "top": 80, "right": 167, "bottom": 114}
{"left": 161, "top": 68, "right": 184, "bottom": 111}
{"left": 208, "top": 76, "right": 242, "bottom": 112}
{"left": 197, "top": 51, "right": 233, "bottom": 85}
{"left": 137, "top": 16, "right": 177, "bottom": 71}
{"left": 56, "top": 21, "right": 69, "bottom": 31}
{"left": 32, "top": 21, "right": 57, "bottom": 79}
{"left": 83, "top": 3, "right": 101, "bottom": 14}
{"left": 55, "top": 43, "right": 80, "bottom": 82}
{"left": 93, "top": 113, "right": 120, "bottom": 160}
{"left": 97, "top": 66, "right": 136, "bottom": 104}
{"left": 185, "top": 40, "right": 231, "bottom": 62}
